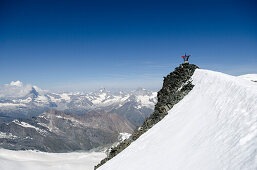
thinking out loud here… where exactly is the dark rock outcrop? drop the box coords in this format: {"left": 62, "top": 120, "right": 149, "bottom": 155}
{"left": 95, "top": 63, "right": 199, "bottom": 169}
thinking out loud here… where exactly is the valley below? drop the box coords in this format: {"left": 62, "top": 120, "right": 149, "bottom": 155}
{"left": 0, "top": 148, "right": 106, "bottom": 170}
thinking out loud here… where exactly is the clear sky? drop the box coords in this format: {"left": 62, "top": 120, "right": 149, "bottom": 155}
{"left": 0, "top": 0, "right": 256, "bottom": 91}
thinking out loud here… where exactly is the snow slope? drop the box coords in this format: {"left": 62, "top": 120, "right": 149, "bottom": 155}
{"left": 0, "top": 149, "right": 106, "bottom": 170}
{"left": 99, "top": 69, "right": 257, "bottom": 170}
{"left": 238, "top": 74, "right": 257, "bottom": 82}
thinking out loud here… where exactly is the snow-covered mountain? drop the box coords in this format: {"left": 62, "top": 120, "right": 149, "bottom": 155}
{"left": 48, "top": 88, "right": 157, "bottom": 122}
{"left": 0, "top": 81, "right": 55, "bottom": 119}
{"left": 0, "top": 81, "right": 156, "bottom": 152}
{"left": 0, "top": 82, "right": 157, "bottom": 126}
{"left": 238, "top": 74, "right": 257, "bottom": 82}
{"left": 1, "top": 64, "right": 256, "bottom": 170}
{"left": 0, "top": 109, "right": 134, "bottom": 152}
{"left": 98, "top": 68, "right": 257, "bottom": 170}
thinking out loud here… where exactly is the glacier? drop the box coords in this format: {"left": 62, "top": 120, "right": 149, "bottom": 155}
{"left": 98, "top": 69, "right": 257, "bottom": 170}
{"left": 0, "top": 149, "right": 106, "bottom": 170}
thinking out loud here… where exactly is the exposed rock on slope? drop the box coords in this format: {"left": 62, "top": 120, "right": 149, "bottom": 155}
{"left": 0, "top": 110, "right": 134, "bottom": 152}
{"left": 95, "top": 63, "right": 199, "bottom": 169}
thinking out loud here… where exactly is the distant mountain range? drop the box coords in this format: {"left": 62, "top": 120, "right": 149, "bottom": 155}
{"left": 0, "top": 81, "right": 157, "bottom": 126}
{"left": 0, "top": 81, "right": 157, "bottom": 152}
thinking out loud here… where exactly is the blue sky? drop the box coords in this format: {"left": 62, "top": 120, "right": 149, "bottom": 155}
{"left": 0, "top": 0, "right": 256, "bottom": 91}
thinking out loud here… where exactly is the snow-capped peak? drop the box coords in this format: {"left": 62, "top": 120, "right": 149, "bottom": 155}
{"left": 0, "top": 81, "right": 157, "bottom": 121}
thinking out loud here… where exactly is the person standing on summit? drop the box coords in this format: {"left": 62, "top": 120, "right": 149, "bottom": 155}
{"left": 181, "top": 53, "right": 191, "bottom": 63}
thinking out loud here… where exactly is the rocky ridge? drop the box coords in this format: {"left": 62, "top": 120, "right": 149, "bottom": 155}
{"left": 95, "top": 63, "right": 199, "bottom": 169}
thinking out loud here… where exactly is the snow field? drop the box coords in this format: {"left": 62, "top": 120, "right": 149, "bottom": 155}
{"left": 0, "top": 149, "right": 106, "bottom": 170}
{"left": 99, "top": 69, "right": 257, "bottom": 170}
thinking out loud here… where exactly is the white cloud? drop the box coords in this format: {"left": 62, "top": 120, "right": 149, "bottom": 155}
{"left": 10, "top": 80, "right": 23, "bottom": 87}
{"left": 0, "top": 81, "right": 44, "bottom": 99}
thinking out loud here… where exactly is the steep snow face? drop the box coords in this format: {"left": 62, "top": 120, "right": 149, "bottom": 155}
{"left": 0, "top": 149, "right": 106, "bottom": 170}
{"left": 99, "top": 69, "right": 257, "bottom": 170}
